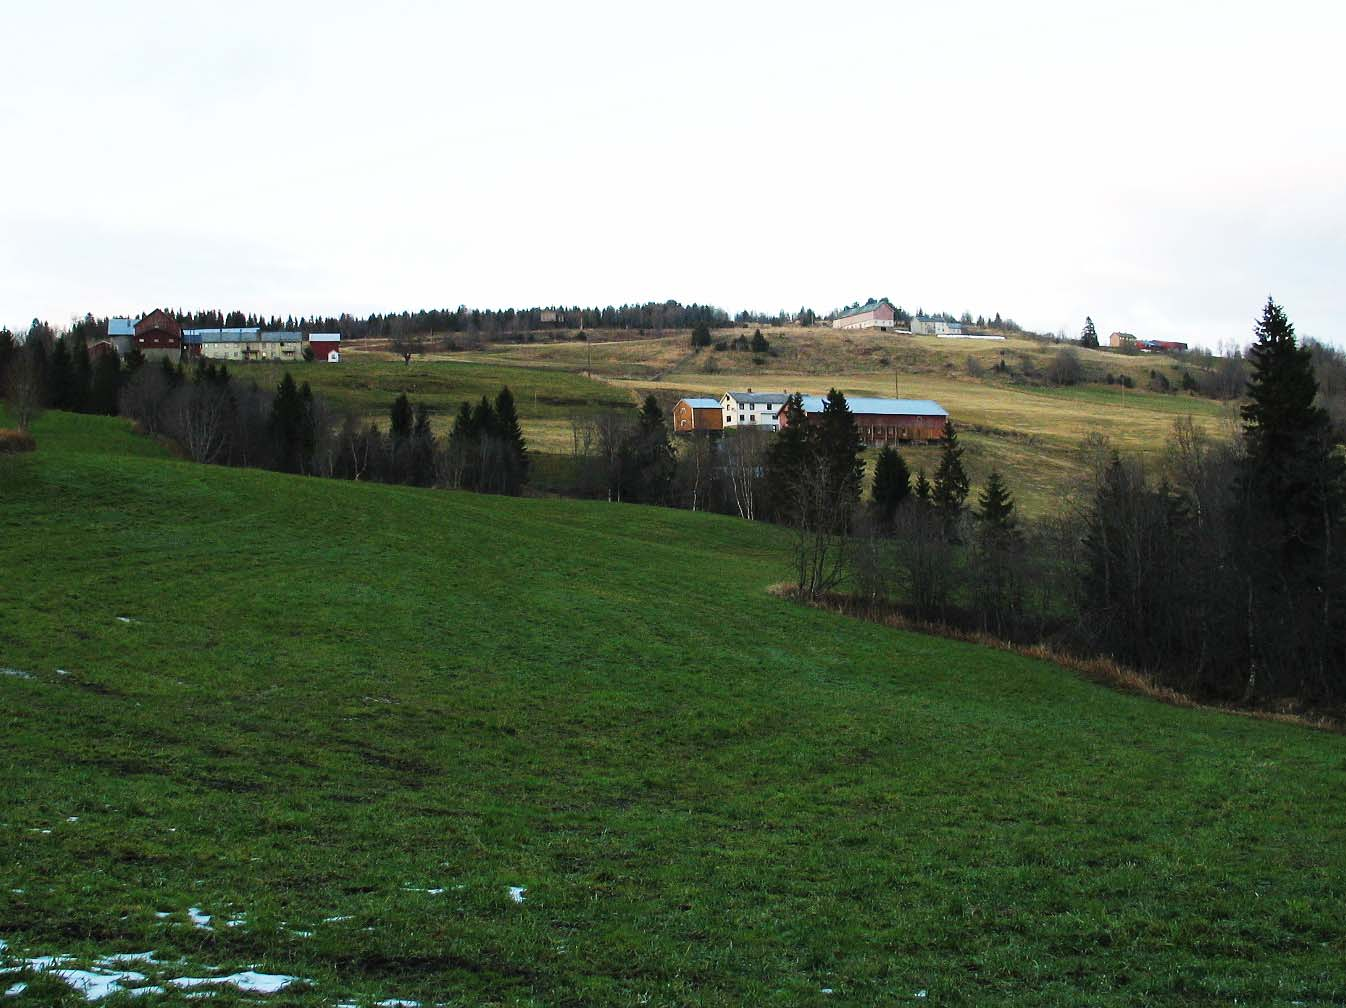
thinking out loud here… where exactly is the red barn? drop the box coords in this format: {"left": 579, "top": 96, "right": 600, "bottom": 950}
{"left": 133, "top": 309, "right": 182, "bottom": 355}
{"left": 832, "top": 299, "right": 897, "bottom": 331}
{"left": 781, "top": 395, "right": 949, "bottom": 444}
{"left": 308, "top": 333, "right": 341, "bottom": 363}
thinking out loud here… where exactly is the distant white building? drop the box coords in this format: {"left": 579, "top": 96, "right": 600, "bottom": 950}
{"left": 911, "top": 315, "right": 962, "bottom": 336}
{"left": 721, "top": 390, "right": 789, "bottom": 430}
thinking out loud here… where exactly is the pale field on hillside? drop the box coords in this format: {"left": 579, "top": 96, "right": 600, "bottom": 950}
{"left": 342, "top": 330, "right": 1237, "bottom": 516}
{"left": 617, "top": 370, "right": 1235, "bottom": 517}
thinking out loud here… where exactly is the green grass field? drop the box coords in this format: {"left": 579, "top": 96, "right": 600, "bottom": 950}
{"left": 240, "top": 357, "right": 635, "bottom": 424}
{"left": 3, "top": 413, "right": 1343, "bottom": 1006}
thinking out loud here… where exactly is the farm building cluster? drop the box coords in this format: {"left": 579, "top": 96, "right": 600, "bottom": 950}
{"left": 831, "top": 299, "right": 986, "bottom": 338}
{"left": 1108, "top": 331, "right": 1189, "bottom": 353}
{"left": 673, "top": 391, "right": 948, "bottom": 444}
{"left": 96, "top": 310, "right": 342, "bottom": 364}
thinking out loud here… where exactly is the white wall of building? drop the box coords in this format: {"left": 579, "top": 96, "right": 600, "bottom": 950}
{"left": 721, "top": 393, "right": 782, "bottom": 430}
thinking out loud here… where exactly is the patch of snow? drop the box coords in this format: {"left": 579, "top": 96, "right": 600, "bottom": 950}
{"left": 44, "top": 967, "right": 147, "bottom": 1001}
{"left": 4, "top": 982, "right": 25, "bottom": 997}
{"left": 224, "top": 915, "right": 246, "bottom": 929}
{"left": 289, "top": 930, "right": 312, "bottom": 938}
{"left": 374, "top": 1000, "right": 421, "bottom": 1007}
{"left": 403, "top": 887, "right": 444, "bottom": 895}
{"left": 115, "top": 617, "right": 136, "bottom": 624}
{"left": 0, "top": 668, "right": 32, "bottom": 680}
{"left": 98, "top": 952, "right": 159, "bottom": 967}
{"left": 915, "top": 991, "right": 927, "bottom": 999}
{"left": 168, "top": 971, "right": 305, "bottom": 994}
{"left": 322, "top": 915, "right": 353, "bottom": 923}
{"left": 187, "top": 907, "right": 213, "bottom": 930}
{"left": 821, "top": 988, "right": 834, "bottom": 994}
{"left": 154, "top": 912, "right": 172, "bottom": 919}
{"left": 508, "top": 886, "right": 526, "bottom": 903}
{"left": 66, "top": 816, "right": 79, "bottom": 823}
{"left": 56, "top": 669, "right": 69, "bottom": 676}
{"left": 126, "top": 985, "right": 165, "bottom": 998}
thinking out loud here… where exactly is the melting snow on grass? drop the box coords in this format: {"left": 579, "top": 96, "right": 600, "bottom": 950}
{"left": 169, "top": 971, "right": 304, "bottom": 994}
{"left": 508, "top": 886, "right": 526, "bottom": 903}
{"left": 186, "top": 907, "right": 213, "bottom": 930}
{"left": 2, "top": 936, "right": 308, "bottom": 1001}
{"left": 0, "top": 668, "right": 33, "bottom": 680}
{"left": 0, "top": 948, "right": 149, "bottom": 1002}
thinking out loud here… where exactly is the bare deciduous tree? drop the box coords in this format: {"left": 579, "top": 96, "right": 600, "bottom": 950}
{"left": 4, "top": 345, "right": 44, "bottom": 432}
{"left": 166, "top": 383, "right": 232, "bottom": 464}
{"left": 722, "top": 427, "right": 767, "bottom": 520}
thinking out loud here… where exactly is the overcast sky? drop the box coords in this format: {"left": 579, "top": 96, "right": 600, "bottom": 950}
{"left": 3, "top": 0, "right": 1343, "bottom": 348}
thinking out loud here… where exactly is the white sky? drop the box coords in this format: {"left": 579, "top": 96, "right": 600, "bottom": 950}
{"left": 3, "top": 0, "right": 1343, "bottom": 348}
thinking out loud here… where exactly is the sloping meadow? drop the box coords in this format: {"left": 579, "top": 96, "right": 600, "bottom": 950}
{"left": 1, "top": 412, "right": 1344, "bottom": 1006}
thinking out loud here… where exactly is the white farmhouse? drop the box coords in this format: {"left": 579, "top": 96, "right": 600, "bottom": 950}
{"left": 721, "top": 390, "right": 789, "bottom": 431}
{"left": 911, "top": 315, "right": 963, "bottom": 336}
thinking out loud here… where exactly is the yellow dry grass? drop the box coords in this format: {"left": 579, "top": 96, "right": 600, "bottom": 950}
{"left": 354, "top": 329, "right": 1238, "bottom": 517}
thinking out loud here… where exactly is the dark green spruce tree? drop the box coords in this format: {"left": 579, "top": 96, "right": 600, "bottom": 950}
{"left": 870, "top": 445, "right": 911, "bottom": 526}
{"left": 914, "top": 468, "right": 932, "bottom": 504}
{"left": 814, "top": 389, "right": 865, "bottom": 514}
{"left": 975, "top": 469, "right": 1017, "bottom": 542}
{"left": 47, "top": 338, "right": 74, "bottom": 409}
{"left": 763, "top": 393, "right": 809, "bottom": 522}
{"left": 1081, "top": 317, "right": 1099, "bottom": 348}
{"left": 270, "top": 372, "right": 307, "bottom": 473}
{"left": 71, "top": 338, "right": 93, "bottom": 412}
{"left": 494, "top": 386, "right": 529, "bottom": 495}
{"left": 89, "top": 351, "right": 123, "bottom": 416}
{"left": 628, "top": 394, "right": 676, "bottom": 503}
{"left": 931, "top": 420, "right": 970, "bottom": 539}
{"left": 1237, "top": 297, "right": 1345, "bottom": 702}
{"left": 389, "top": 393, "right": 414, "bottom": 440}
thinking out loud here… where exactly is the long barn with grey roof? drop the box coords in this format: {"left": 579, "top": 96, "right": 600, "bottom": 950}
{"left": 780, "top": 395, "right": 948, "bottom": 444}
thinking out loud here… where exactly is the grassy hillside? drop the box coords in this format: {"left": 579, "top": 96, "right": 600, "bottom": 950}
{"left": 446, "top": 329, "right": 1233, "bottom": 513}
{"left": 204, "top": 332, "right": 1234, "bottom": 514}
{"left": 3, "top": 414, "right": 1343, "bottom": 1006}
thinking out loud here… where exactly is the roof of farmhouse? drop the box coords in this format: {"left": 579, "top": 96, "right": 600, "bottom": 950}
{"left": 795, "top": 396, "right": 949, "bottom": 417}
{"left": 681, "top": 397, "right": 722, "bottom": 409}
{"left": 835, "top": 298, "right": 893, "bottom": 320}
{"left": 309, "top": 332, "right": 341, "bottom": 341}
{"left": 725, "top": 391, "right": 790, "bottom": 405}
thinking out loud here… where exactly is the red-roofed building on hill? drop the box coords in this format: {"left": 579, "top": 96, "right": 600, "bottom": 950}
{"left": 133, "top": 309, "right": 182, "bottom": 359}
